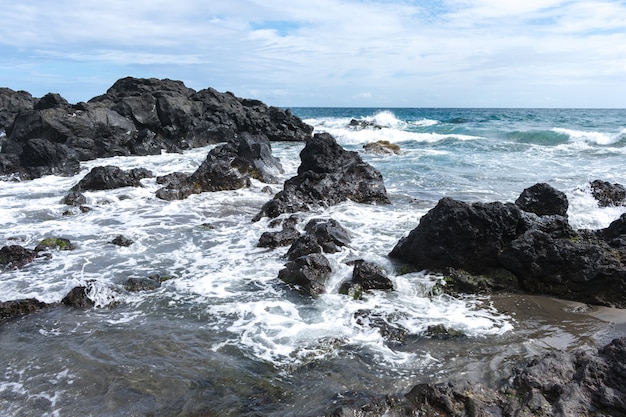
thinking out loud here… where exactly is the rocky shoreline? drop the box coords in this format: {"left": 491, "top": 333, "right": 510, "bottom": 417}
{"left": 2, "top": 78, "right": 626, "bottom": 416}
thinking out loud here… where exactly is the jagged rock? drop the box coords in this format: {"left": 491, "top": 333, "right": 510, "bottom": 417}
{"left": 590, "top": 179, "right": 626, "bottom": 207}
{"left": 0, "top": 87, "right": 34, "bottom": 131}
{"left": 71, "top": 165, "right": 153, "bottom": 191}
{"left": 278, "top": 253, "right": 331, "bottom": 297}
{"left": 110, "top": 235, "right": 134, "bottom": 247}
{"left": 63, "top": 191, "right": 87, "bottom": 206}
{"left": 0, "top": 77, "right": 312, "bottom": 180}
{"left": 363, "top": 140, "right": 400, "bottom": 155}
{"left": 253, "top": 133, "right": 390, "bottom": 220}
{"left": 61, "top": 286, "right": 95, "bottom": 308}
{"left": 347, "top": 260, "right": 393, "bottom": 291}
{"left": 515, "top": 182, "right": 568, "bottom": 216}
{"left": 156, "top": 133, "right": 283, "bottom": 200}
{"left": 390, "top": 183, "right": 626, "bottom": 307}
{"left": 286, "top": 234, "right": 323, "bottom": 260}
{"left": 0, "top": 245, "right": 38, "bottom": 269}
{"left": 258, "top": 226, "right": 301, "bottom": 249}
{"left": 0, "top": 298, "right": 49, "bottom": 320}
{"left": 285, "top": 218, "right": 351, "bottom": 261}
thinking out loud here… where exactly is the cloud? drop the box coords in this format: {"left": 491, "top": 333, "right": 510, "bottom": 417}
{"left": 0, "top": 0, "right": 625, "bottom": 107}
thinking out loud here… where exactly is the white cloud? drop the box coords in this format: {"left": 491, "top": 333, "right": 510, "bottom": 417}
{"left": 0, "top": 0, "right": 625, "bottom": 106}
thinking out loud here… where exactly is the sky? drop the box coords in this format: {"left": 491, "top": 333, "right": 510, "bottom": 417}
{"left": 1, "top": 0, "right": 625, "bottom": 107}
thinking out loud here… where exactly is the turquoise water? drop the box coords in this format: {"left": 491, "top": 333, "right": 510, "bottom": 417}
{"left": 1, "top": 108, "right": 625, "bottom": 416}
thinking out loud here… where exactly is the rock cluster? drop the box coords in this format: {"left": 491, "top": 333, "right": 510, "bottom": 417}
{"left": 0, "top": 77, "right": 312, "bottom": 180}
{"left": 390, "top": 182, "right": 626, "bottom": 307}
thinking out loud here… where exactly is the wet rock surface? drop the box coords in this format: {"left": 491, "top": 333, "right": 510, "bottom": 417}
{"left": 390, "top": 183, "right": 626, "bottom": 307}
{"left": 71, "top": 165, "right": 153, "bottom": 191}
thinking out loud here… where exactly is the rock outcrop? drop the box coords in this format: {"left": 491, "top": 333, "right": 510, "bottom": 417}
{"left": 0, "top": 77, "right": 312, "bottom": 180}
{"left": 156, "top": 132, "right": 283, "bottom": 200}
{"left": 253, "top": 133, "right": 390, "bottom": 220}
{"left": 0, "top": 298, "right": 49, "bottom": 320}
{"left": 316, "top": 337, "right": 626, "bottom": 417}
{"left": 71, "top": 165, "right": 153, "bottom": 192}
{"left": 389, "top": 183, "right": 626, "bottom": 307}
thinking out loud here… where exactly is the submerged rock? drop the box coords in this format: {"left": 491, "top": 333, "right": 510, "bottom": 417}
{"left": 0, "top": 244, "right": 38, "bottom": 269}
{"left": 35, "top": 237, "right": 76, "bottom": 251}
{"left": 340, "top": 260, "right": 394, "bottom": 298}
{"left": 285, "top": 218, "right": 351, "bottom": 260}
{"left": 71, "top": 165, "right": 153, "bottom": 191}
{"left": 590, "top": 179, "right": 626, "bottom": 207}
{"left": 363, "top": 140, "right": 400, "bottom": 155}
{"left": 390, "top": 183, "right": 626, "bottom": 307}
{"left": 0, "top": 298, "right": 49, "bottom": 320}
{"left": 110, "top": 235, "right": 134, "bottom": 247}
{"left": 253, "top": 133, "right": 390, "bottom": 220}
{"left": 278, "top": 253, "right": 332, "bottom": 297}
{"left": 61, "top": 286, "right": 95, "bottom": 308}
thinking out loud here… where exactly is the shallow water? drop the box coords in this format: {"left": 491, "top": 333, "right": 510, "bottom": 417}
{"left": 1, "top": 108, "right": 626, "bottom": 416}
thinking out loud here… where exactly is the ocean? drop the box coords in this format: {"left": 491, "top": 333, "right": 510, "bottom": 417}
{"left": 1, "top": 107, "right": 625, "bottom": 416}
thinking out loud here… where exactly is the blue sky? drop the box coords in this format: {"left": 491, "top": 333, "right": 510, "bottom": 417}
{"left": 1, "top": 0, "right": 625, "bottom": 107}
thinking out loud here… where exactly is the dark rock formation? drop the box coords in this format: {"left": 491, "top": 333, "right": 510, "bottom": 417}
{"left": 340, "top": 260, "right": 394, "bottom": 297}
{"left": 390, "top": 183, "right": 626, "bottom": 307}
{"left": 0, "top": 245, "right": 38, "bottom": 269}
{"left": 156, "top": 133, "right": 283, "bottom": 200}
{"left": 63, "top": 191, "right": 87, "bottom": 206}
{"left": 317, "top": 337, "right": 626, "bottom": 417}
{"left": 0, "top": 77, "right": 312, "bottom": 180}
{"left": 253, "top": 133, "right": 390, "bottom": 220}
{"left": 285, "top": 218, "right": 351, "bottom": 261}
{"left": 363, "top": 140, "right": 400, "bottom": 155}
{"left": 71, "top": 165, "right": 153, "bottom": 191}
{"left": 278, "top": 253, "right": 332, "bottom": 297}
{"left": 590, "top": 179, "right": 626, "bottom": 207}
{"left": 0, "top": 87, "right": 34, "bottom": 132}
{"left": 515, "top": 182, "right": 568, "bottom": 216}
{"left": 0, "top": 298, "right": 49, "bottom": 320}
{"left": 354, "top": 309, "right": 407, "bottom": 344}
{"left": 61, "top": 286, "right": 95, "bottom": 308}
{"left": 110, "top": 235, "right": 134, "bottom": 247}
{"left": 258, "top": 226, "right": 301, "bottom": 249}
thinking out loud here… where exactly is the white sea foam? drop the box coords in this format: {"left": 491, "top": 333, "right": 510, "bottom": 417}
{"left": 552, "top": 127, "right": 624, "bottom": 146}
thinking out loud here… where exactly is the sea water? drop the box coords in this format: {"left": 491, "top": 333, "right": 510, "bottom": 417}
{"left": 1, "top": 108, "right": 625, "bottom": 416}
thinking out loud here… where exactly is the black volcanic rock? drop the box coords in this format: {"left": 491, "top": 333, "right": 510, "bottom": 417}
{"left": 590, "top": 179, "right": 626, "bottom": 207}
{"left": 254, "top": 133, "right": 390, "bottom": 220}
{"left": 0, "top": 87, "right": 34, "bottom": 132}
{"left": 0, "top": 298, "right": 49, "bottom": 320}
{"left": 156, "top": 132, "right": 283, "bottom": 200}
{"left": 61, "top": 286, "right": 95, "bottom": 308}
{"left": 390, "top": 183, "right": 626, "bottom": 307}
{"left": 71, "top": 165, "right": 153, "bottom": 191}
{"left": 515, "top": 182, "right": 568, "bottom": 216}
{"left": 0, "top": 245, "right": 38, "bottom": 270}
{"left": 0, "top": 77, "right": 312, "bottom": 180}
{"left": 278, "top": 253, "right": 332, "bottom": 297}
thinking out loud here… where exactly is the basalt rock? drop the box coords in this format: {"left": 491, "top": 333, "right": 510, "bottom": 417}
{"left": 278, "top": 253, "right": 332, "bottom": 297}
{"left": 363, "top": 140, "right": 400, "bottom": 155}
{"left": 61, "top": 286, "right": 95, "bottom": 308}
{"left": 345, "top": 260, "right": 394, "bottom": 292}
{"left": 156, "top": 132, "right": 283, "bottom": 200}
{"left": 0, "top": 245, "right": 38, "bottom": 270}
{"left": 390, "top": 183, "right": 626, "bottom": 307}
{"left": 71, "top": 165, "right": 153, "bottom": 191}
{"left": 590, "top": 179, "right": 626, "bottom": 207}
{"left": 254, "top": 133, "right": 390, "bottom": 220}
{"left": 0, "top": 77, "right": 312, "bottom": 180}
{"left": 285, "top": 218, "right": 351, "bottom": 261}
{"left": 0, "top": 298, "right": 49, "bottom": 320}
{"left": 318, "top": 337, "right": 626, "bottom": 417}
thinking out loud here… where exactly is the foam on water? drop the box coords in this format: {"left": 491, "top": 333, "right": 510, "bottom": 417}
{"left": 552, "top": 127, "right": 626, "bottom": 146}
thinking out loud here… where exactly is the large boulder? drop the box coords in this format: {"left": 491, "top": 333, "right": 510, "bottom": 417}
{"left": 515, "top": 182, "right": 568, "bottom": 216}
{"left": 71, "top": 165, "right": 153, "bottom": 191}
{"left": 156, "top": 133, "right": 283, "bottom": 200}
{"left": 390, "top": 183, "right": 626, "bottom": 307}
{"left": 0, "top": 77, "right": 313, "bottom": 180}
{"left": 253, "top": 133, "right": 390, "bottom": 220}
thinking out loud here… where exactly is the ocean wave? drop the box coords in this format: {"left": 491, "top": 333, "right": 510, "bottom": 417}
{"left": 552, "top": 127, "right": 626, "bottom": 146}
